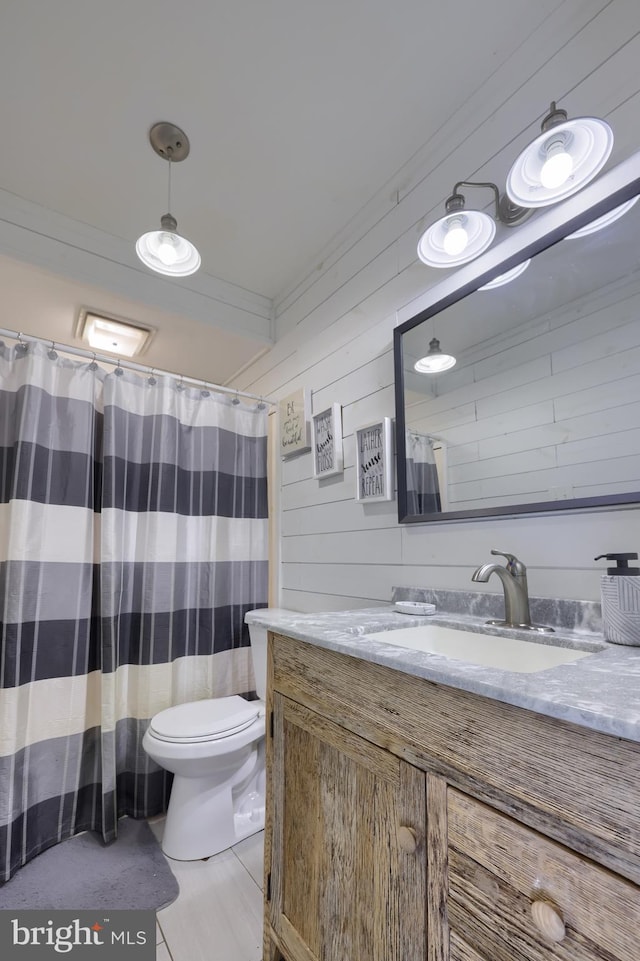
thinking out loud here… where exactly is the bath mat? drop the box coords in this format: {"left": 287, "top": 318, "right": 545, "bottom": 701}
{"left": 0, "top": 817, "right": 179, "bottom": 911}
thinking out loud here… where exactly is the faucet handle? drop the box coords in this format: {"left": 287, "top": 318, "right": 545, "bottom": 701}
{"left": 490, "top": 549, "right": 526, "bottom": 575}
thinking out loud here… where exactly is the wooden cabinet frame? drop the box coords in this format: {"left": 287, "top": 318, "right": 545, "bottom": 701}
{"left": 264, "top": 632, "right": 640, "bottom": 961}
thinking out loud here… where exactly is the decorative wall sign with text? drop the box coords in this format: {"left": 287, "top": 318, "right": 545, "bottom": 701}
{"left": 355, "top": 417, "right": 394, "bottom": 502}
{"left": 279, "top": 388, "right": 311, "bottom": 458}
{"left": 312, "top": 404, "right": 343, "bottom": 478}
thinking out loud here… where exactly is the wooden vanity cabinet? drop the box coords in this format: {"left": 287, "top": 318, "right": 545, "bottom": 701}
{"left": 446, "top": 790, "right": 639, "bottom": 961}
{"left": 266, "top": 693, "right": 427, "bottom": 961}
{"left": 264, "top": 632, "right": 640, "bottom": 961}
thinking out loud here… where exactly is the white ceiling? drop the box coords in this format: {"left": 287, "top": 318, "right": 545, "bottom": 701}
{"left": 0, "top": 0, "right": 569, "bottom": 382}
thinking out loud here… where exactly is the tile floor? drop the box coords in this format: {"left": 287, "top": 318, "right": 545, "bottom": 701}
{"left": 148, "top": 817, "right": 264, "bottom": 961}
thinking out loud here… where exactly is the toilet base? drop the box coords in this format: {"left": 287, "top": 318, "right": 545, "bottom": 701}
{"left": 161, "top": 739, "right": 265, "bottom": 861}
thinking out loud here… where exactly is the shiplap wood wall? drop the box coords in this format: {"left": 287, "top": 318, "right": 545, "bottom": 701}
{"left": 238, "top": 1, "right": 640, "bottom": 611}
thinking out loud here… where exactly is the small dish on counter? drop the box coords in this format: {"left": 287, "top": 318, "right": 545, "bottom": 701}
{"left": 393, "top": 600, "right": 436, "bottom": 616}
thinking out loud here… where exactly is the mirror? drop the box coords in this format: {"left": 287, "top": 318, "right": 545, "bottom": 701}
{"left": 394, "top": 170, "right": 640, "bottom": 523}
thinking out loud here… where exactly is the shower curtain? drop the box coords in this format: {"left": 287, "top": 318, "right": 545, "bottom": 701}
{"left": 0, "top": 341, "right": 268, "bottom": 883}
{"left": 405, "top": 430, "right": 442, "bottom": 514}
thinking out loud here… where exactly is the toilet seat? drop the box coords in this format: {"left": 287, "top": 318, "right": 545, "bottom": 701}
{"left": 149, "top": 696, "right": 262, "bottom": 743}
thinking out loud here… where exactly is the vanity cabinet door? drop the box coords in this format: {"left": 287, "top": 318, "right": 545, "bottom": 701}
{"left": 267, "top": 693, "right": 427, "bottom": 961}
{"left": 447, "top": 788, "right": 640, "bottom": 961}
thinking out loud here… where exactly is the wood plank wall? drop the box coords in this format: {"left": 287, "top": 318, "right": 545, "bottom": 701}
{"left": 407, "top": 275, "right": 640, "bottom": 511}
{"left": 239, "top": 2, "right": 640, "bottom": 612}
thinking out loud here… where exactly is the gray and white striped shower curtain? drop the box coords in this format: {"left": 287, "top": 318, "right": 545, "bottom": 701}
{"left": 0, "top": 341, "right": 268, "bottom": 883}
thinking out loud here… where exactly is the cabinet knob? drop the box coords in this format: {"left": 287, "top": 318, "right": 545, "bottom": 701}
{"left": 531, "top": 900, "right": 566, "bottom": 942}
{"left": 397, "top": 825, "right": 418, "bottom": 854}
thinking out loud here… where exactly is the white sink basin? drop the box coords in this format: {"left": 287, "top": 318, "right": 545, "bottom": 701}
{"left": 365, "top": 625, "right": 594, "bottom": 674}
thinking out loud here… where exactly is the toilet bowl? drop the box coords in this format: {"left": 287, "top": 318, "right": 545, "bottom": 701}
{"left": 142, "top": 609, "right": 290, "bottom": 861}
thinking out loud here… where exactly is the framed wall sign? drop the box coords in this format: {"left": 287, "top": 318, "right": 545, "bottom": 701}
{"left": 355, "top": 417, "right": 394, "bottom": 502}
{"left": 279, "top": 388, "right": 311, "bottom": 458}
{"left": 312, "top": 404, "right": 343, "bottom": 478}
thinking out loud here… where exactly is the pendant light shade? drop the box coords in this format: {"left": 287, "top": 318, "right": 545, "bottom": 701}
{"left": 136, "top": 122, "right": 201, "bottom": 278}
{"left": 414, "top": 337, "right": 457, "bottom": 373}
{"left": 417, "top": 188, "right": 496, "bottom": 268}
{"left": 136, "top": 214, "right": 201, "bottom": 277}
{"left": 506, "top": 102, "right": 613, "bottom": 208}
{"left": 565, "top": 195, "right": 639, "bottom": 239}
{"left": 479, "top": 259, "right": 531, "bottom": 290}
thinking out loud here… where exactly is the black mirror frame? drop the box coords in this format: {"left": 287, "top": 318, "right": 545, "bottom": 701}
{"left": 395, "top": 172, "right": 640, "bottom": 524}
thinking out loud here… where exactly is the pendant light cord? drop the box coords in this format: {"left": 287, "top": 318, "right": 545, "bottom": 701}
{"left": 166, "top": 146, "right": 173, "bottom": 215}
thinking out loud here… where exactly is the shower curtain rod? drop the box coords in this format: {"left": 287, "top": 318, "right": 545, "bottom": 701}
{"left": 0, "top": 326, "right": 275, "bottom": 406}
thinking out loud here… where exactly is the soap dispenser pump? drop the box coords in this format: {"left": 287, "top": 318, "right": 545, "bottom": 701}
{"left": 594, "top": 552, "right": 640, "bottom": 646}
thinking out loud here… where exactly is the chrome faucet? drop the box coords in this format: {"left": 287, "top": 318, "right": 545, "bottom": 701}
{"left": 471, "top": 550, "right": 554, "bottom": 632}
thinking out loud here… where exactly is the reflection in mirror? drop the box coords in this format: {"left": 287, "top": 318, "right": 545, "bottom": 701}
{"left": 396, "top": 178, "right": 640, "bottom": 523}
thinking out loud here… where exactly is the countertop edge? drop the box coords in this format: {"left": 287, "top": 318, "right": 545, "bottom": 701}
{"left": 246, "top": 607, "right": 640, "bottom": 744}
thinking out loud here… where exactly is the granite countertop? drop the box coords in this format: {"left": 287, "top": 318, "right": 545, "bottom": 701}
{"left": 245, "top": 604, "right": 640, "bottom": 744}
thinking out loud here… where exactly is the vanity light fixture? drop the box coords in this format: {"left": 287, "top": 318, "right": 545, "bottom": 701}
{"left": 478, "top": 259, "right": 531, "bottom": 290}
{"left": 506, "top": 101, "right": 614, "bottom": 209}
{"left": 414, "top": 337, "right": 457, "bottom": 373}
{"left": 136, "top": 122, "right": 201, "bottom": 277}
{"left": 417, "top": 181, "right": 529, "bottom": 269}
{"left": 565, "top": 195, "right": 639, "bottom": 239}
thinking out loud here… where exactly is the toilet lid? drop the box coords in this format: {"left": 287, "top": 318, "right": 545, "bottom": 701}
{"left": 149, "top": 696, "right": 262, "bottom": 743}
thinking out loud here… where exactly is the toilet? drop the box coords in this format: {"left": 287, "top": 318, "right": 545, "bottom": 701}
{"left": 142, "top": 610, "right": 286, "bottom": 861}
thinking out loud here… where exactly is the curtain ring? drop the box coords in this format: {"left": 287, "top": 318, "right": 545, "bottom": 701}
{"left": 88, "top": 351, "right": 99, "bottom": 372}
{"left": 148, "top": 368, "right": 157, "bottom": 386}
{"left": 200, "top": 381, "right": 210, "bottom": 398}
{"left": 16, "top": 332, "right": 28, "bottom": 354}
{"left": 256, "top": 397, "right": 266, "bottom": 410}
{"left": 231, "top": 391, "right": 241, "bottom": 405}
{"left": 114, "top": 358, "right": 124, "bottom": 377}
{"left": 47, "top": 341, "right": 58, "bottom": 360}
{"left": 176, "top": 375, "right": 185, "bottom": 391}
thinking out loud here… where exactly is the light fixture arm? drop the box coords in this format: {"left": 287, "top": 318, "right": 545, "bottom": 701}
{"left": 447, "top": 180, "right": 501, "bottom": 217}
{"left": 445, "top": 180, "right": 528, "bottom": 227}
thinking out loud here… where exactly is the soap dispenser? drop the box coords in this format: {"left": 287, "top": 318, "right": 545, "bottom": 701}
{"left": 594, "top": 552, "right": 640, "bottom": 646}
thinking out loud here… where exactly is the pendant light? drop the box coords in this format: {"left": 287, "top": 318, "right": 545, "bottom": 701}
{"left": 565, "top": 195, "right": 639, "bottom": 239}
{"left": 414, "top": 337, "right": 457, "bottom": 373}
{"left": 136, "top": 122, "right": 201, "bottom": 277}
{"left": 478, "top": 259, "right": 531, "bottom": 290}
{"left": 417, "top": 181, "right": 529, "bottom": 269}
{"left": 506, "top": 102, "right": 613, "bottom": 208}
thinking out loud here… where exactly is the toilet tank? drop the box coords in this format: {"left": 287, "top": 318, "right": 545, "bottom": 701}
{"left": 245, "top": 609, "right": 295, "bottom": 701}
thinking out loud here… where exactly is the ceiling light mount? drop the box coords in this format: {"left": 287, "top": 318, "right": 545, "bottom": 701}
{"left": 497, "top": 193, "right": 533, "bottom": 227}
{"left": 149, "top": 122, "right": 190, "bottom": 163}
